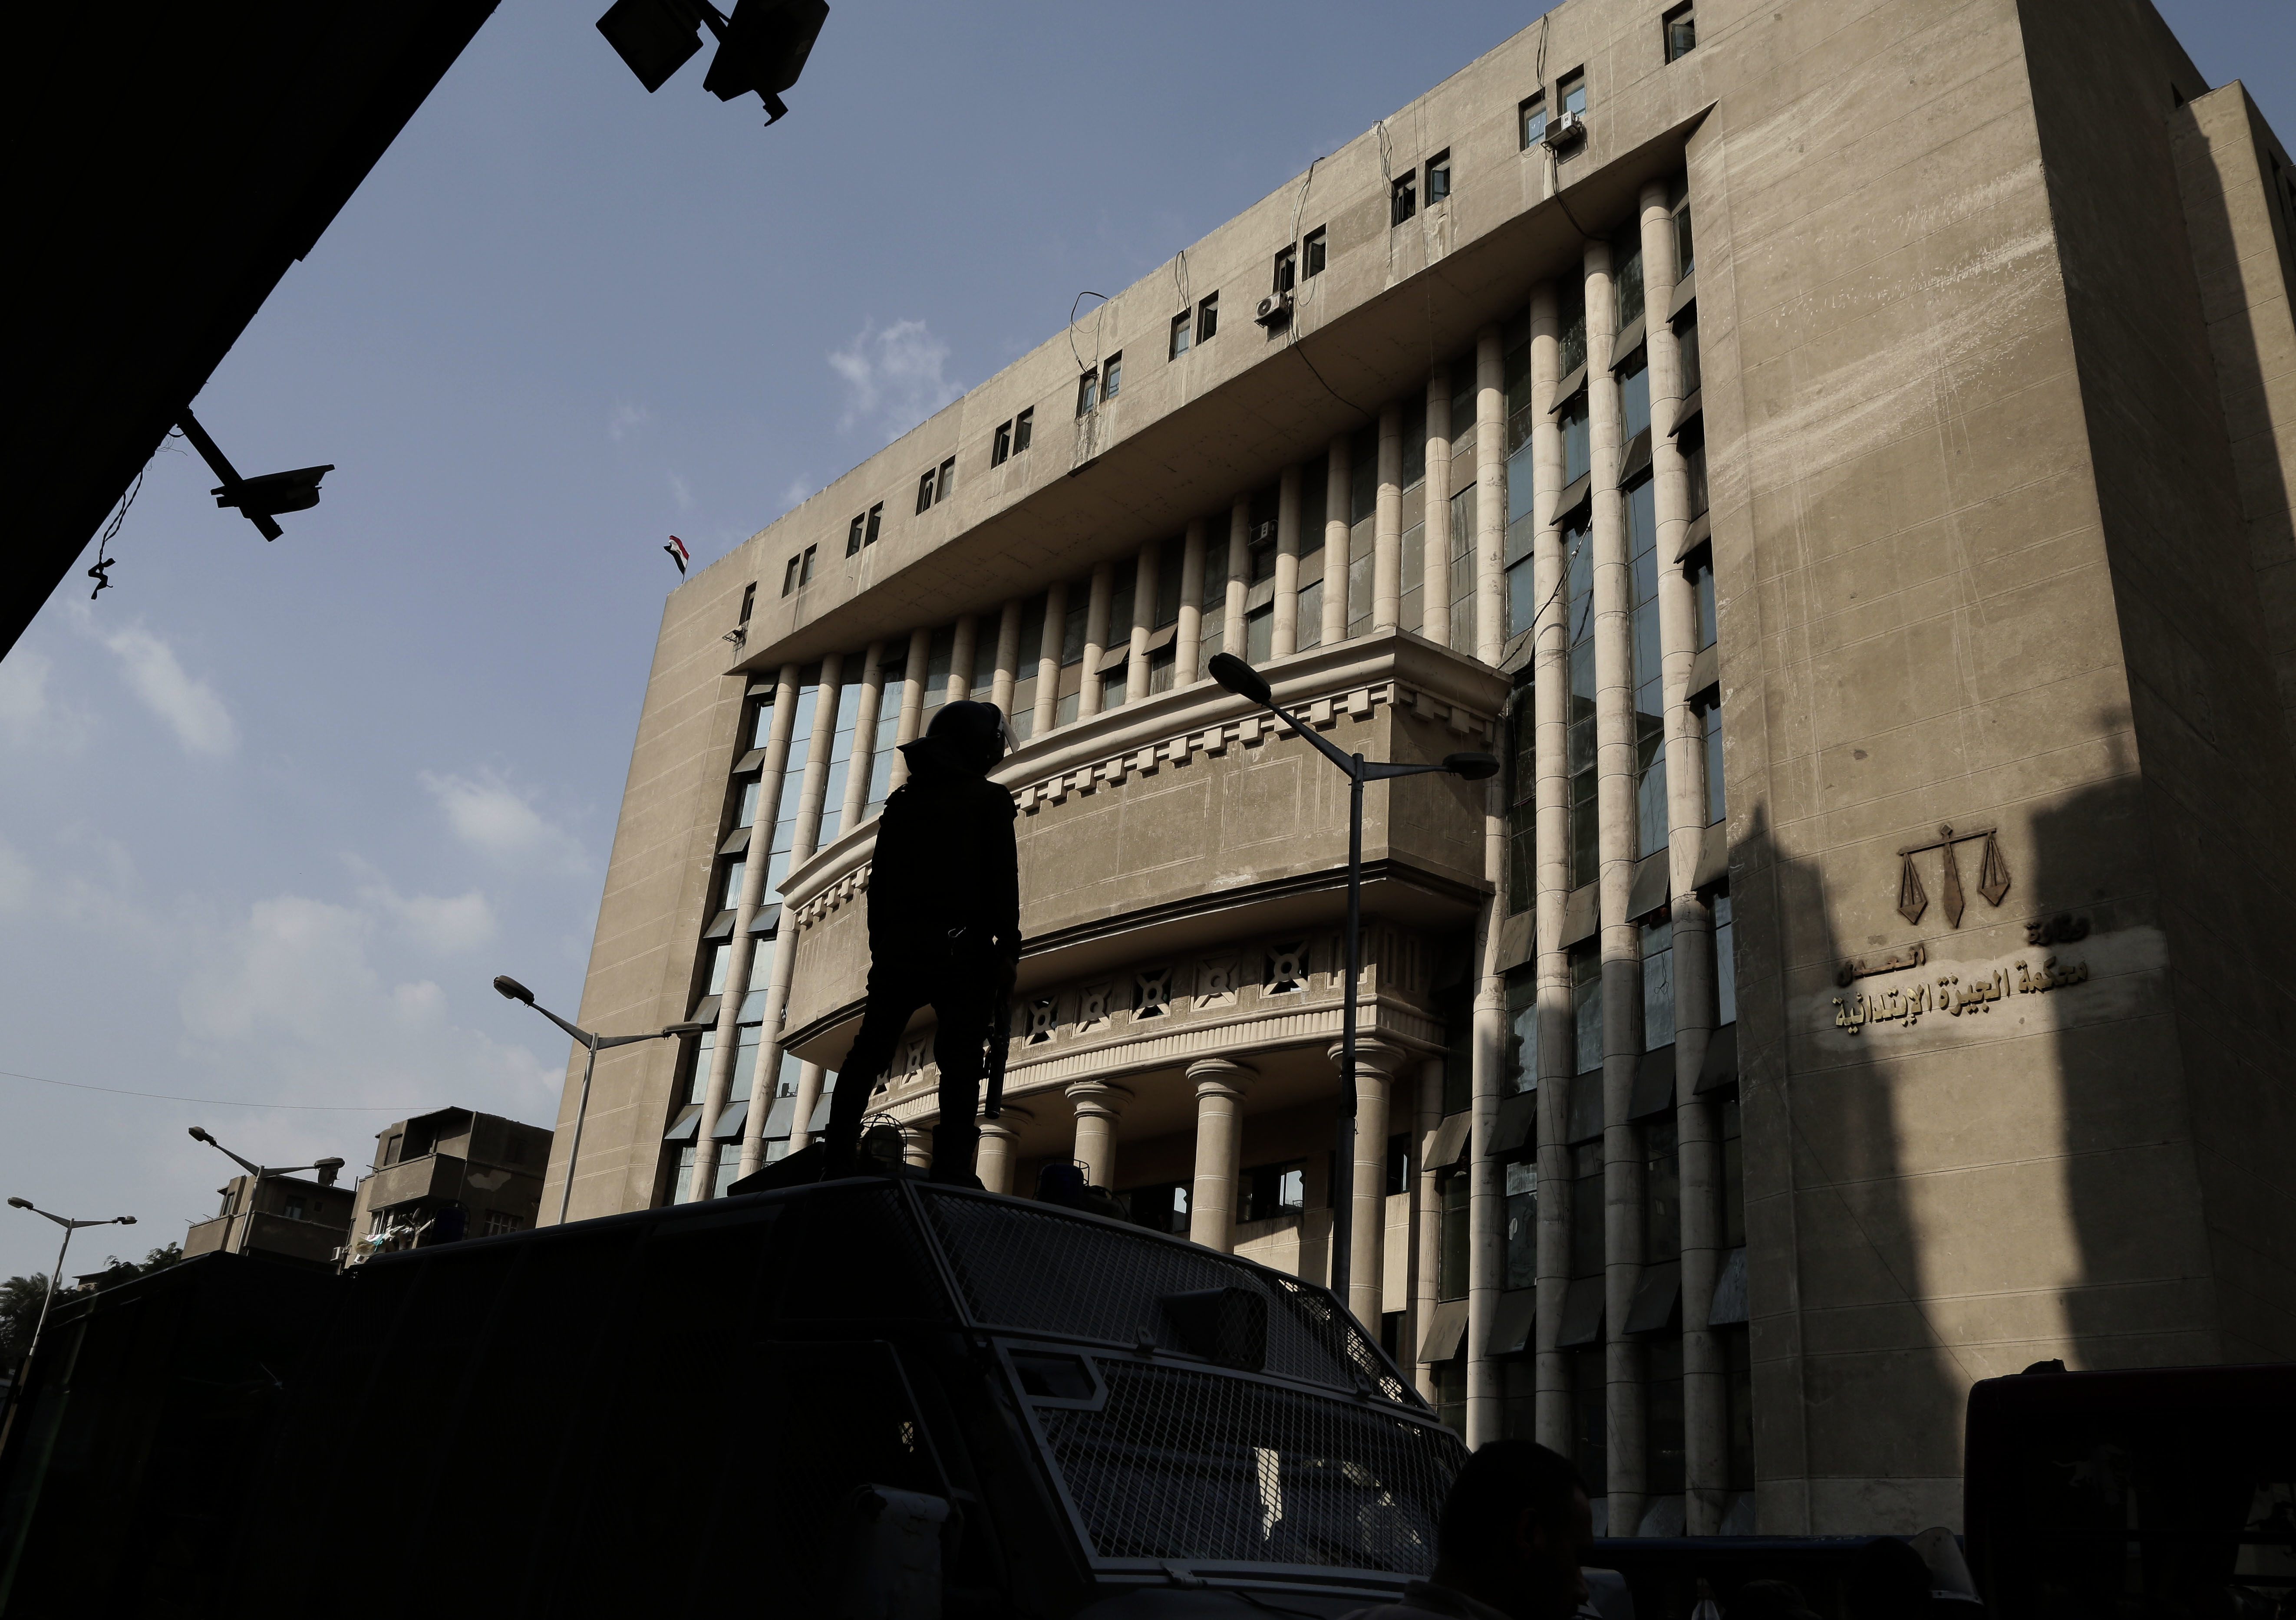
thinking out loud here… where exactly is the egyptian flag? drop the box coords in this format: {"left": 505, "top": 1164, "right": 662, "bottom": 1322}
{"left": 663, "top": 535, "right": 691, "bottom": 576}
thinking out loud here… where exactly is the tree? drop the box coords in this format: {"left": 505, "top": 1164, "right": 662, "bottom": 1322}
{"left": 81, "top": 1242, "right": 184, "bottom": 1293}
{"left": 0, "top": 1272, "right": 53, "bottom": 1371}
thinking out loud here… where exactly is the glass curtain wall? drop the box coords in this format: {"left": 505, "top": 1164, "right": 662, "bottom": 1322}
{"left": 816, "top": 661, "right": 864, "bottom": 846}
{"left": 1008, "top": 594, "right": 1046, "bottom": 742}
{"left": 1399, "top": 397, "right": 1427, "bottom": 635}
{"left": 762, "top": 671, "right": 820, "bottom": 903}
{"left": 1628, "top": 479, "right": 1666, "bottom": 858}
{"left": 1503, "top": 316, "right": 1536, "bottom": 638}
{"left": 1347, "top": 425, "right": 1377, "bottom": 640}
{"left": 1565, "top": 519, "right": 1598, "bottom": 888}
{"left": 1296, "top": 455, "right": 1328, "bottom": 651}
{"left": 864, "top": 651, "right": 905, "bottom": 818}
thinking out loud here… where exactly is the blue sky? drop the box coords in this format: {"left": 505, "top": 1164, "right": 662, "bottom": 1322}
{"left": 2, "top": 0, "right": 2288, "bottom": 1282}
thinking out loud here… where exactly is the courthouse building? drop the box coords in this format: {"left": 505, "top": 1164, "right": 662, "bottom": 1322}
{"left": 546, "top": 0, "right": 2296, "bottom": 1538}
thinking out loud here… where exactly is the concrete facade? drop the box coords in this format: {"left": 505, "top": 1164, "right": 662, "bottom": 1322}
{"left": 544, "top": 0, "right": 2296, "bottom": 1537}
{"left": 183, "top": 1171, "right": 355, "bottom": 1269}
{"left": 345, "top": 1108, "right": 554, "bottom": 1259}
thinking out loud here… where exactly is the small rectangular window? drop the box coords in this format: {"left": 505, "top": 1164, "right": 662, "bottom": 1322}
{"left": 1391, "top": 171, "right": 1417, "bottom": 226}
{"left": 864, "top": 502, "right": 882, "bottom": 545}
{"left": 1197, "top": 293, "right": 1219, "bottom": 344}
{"left": 915, "top": 471, "right": 936, "bottom": 514}
{"left": 1076, "top": 369, "right": 1098, "bottom": 416}
{"left": 1101, "top": 351, "right": 1122, "bottom": 400}
{"left": 781, "top": 555, "right": 801, "bottom": 596}
{"left": 1520, "top": 93, "right": 1547, "bottom": 148}
{"left": 797, "top": 545, "right": 816, "bottom": 588}
{"left": 1273, "top": 244, "right": 1296, "bottom": 293}
{"left": 1664, "top": 3, "right": 1696, "bottom": 61}
{"left": 1674, "top": 197, "right": 1696, "bottom": 280}
{"left": 845, "top": 514, "right": 865, "bottom": 556}
{"left": 991, "top": 420, "right": 1012, "bottom": 467}
{"left": 1425, "top": 151, "right": 1451, "bottom": 204}
{"left": 739, "top": 582, "right": 755, "bottom": 623}
{"left": 1560, "top": 69, "right": 1587, "bottom": 117}
{"left": 1012, "top": 409, "right": 1033, "bottom": 456}
{"left": 1168, "top": 311, "right": 1191, "bottom": 359}
{"left": 1303, "top": 227, "right": 1327, "bottom": 277}
{"left": 936, "top": 458, "right": 954, "bottom": 503}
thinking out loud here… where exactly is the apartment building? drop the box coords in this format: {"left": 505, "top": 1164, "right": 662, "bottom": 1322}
{"left": 545, "top": 0, "right": 2296, "bottom": 1538}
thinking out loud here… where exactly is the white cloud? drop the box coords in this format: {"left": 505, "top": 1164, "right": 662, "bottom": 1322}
{"left": 608, "top": 402, "right": 651, "bottom": 442}
{"left": 100, "top": 624, "right": 235, "bottom": 756}
{"left": 362, "top": 882, "right": 497, "bottom": 955}
{"left": 420, "top": 768, "right": 588, "bottom": 872}
{"left": 668, "top": 470, "right": 695, "bottom": 512}
{"left": 0, "top": 651, "right": 55, "bottom": 745}
{"left": 829, "top": 318, "right": 963, "bottom": 444}
{"left": 0, "top": 832, "right": 32, "bottom": 912}
{"left": 779, "top": 474, "right": 815, "bottom": 510}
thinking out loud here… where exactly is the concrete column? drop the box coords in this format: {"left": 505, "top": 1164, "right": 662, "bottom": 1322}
{"left": 1424, "top": 366, "right": 1453, "bottom": 646}
{"left": 1127, "top": 537, "right": 1158, "bottom": 704}
{"left": 1224, "top": 498, "right": 1249, "bottom": 657}
{"left": 977, "top": 1106, "right": 1032, "bottom": 1196}
{"left": 1475, "top": 323, "right": 1507, "bottom": 665}
{"left": 1177, "top": 519, "right": 1207, "bottom": 685}
{"left": 788, "top": 1060, "right": 825, "bottom": 1152}
{"left": 839, "top": 641, "right": 887, "bottom": 833}
{"left": 1187, "top": 1059, "right": 1254, "bottom": 1253}
{"left": 1467, "top": 774, "right": 1507, "bottom": 1447}
{"left": 1374, "top": 402, "right": 1403, "bottom": 630}
{"left": 734, "top": 655, "right": 845, "bottom": 1184}
{"left": 1334, "top": 1038, "right": 1403, "bottom": 1333}
{"left": 1585, "top": 237, "right": 1650, "bottom": 1537}
{"left": 891, "top": 625, "right": 931, "bottom": 789}
{"left": 1323, "top": 435, "right": 1352, "bottom": 646}
{"left": 900, "top": 1124, "right": 932, "bottom": 1169}
{"left": 1273, "top": 463, "right": 1303, "bottom": 657}
{"left": 1528, "top": 281, "right": 1575, "bottom": 1453}
{"left": 1642, "top": 177, "right": 1725, "bottom": 1536}
{"left": 1066, "top": 1078, "right": 1130, "bottom": 1189}
{"left": 1079, "top": 561, "right": 1113, "bottom": 718}
{"left": 990, "top": 599, "right": 1024, "bottom": 722}
{"left": 1033, "top": 580, "right": 1066, "bottom": 738}
{"left": 1411, "top": 1056, "right": 1444, "bottom": 1402}
{"left": 948, "top": 612, "right": 980, "bottom": 703}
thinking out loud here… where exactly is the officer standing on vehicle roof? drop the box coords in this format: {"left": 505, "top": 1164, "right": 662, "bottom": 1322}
{"left": 821, "top": 699, "right": 1019, "bottom": 1184}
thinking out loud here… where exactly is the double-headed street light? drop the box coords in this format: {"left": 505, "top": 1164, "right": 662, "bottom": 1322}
{"left": 6, "top": 1198, "right": 134, "bottom": 1394}
{"left": 1206, "top": 652, "right": 1499, "bottom": 1326}
{"left": 185, "top": 1129, "right": 344, "bottom": 1255}
{"left": 494, "top": 976, "right": 710, "bottom": 1226}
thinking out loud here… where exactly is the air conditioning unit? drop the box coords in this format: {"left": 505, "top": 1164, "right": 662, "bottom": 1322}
{"left": 1254, "top": 289, "right": 1294, "bottom": 327}
{"left": 1547, "top": 109, "right": 1586, "bottom": 146}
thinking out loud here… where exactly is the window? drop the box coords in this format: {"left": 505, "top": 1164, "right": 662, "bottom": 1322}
{"left": 1570, "top": 1141, "right": 1604, "bottom": 1277}
{"left": 284, "top": 1197, "right": 305, "bottom": 1222}
{"left": 1303, "top": 227, "right": 1327, "bottom": 277}
{"left": 739, "top": 583, "right": 755, "bottom": 623}
{"left": 1168, "top": 310, "right": 1191, "bottom": 359}
{"left": 1713, "top": 890, "right": 1737, "bottom": 1028}
{"left": 1678, "top": 314, "right": 1702, "bottom": 394}
{"left": 482, "top": 1209, "right": 525, "bottom": 1237}
{"left": 1196, "top": 292, "right": 1219, "bottom": 344}
{"left": 1615, "top": 224, "right": 1645, "bottom": 333}
{"left": 736, "top": 777, "right": 760, "bottom": 830}
{"left": 1075, "top": 369, "right": 1097, "bottom": 416}
{"left": 1645, "top": 1117, "right": 1680, "bottom": 1263}
{"left": 1425, "top": 150, "right": 1451, "bottom": 204}
{"left": 781, "top": 553, "right": 802, "bottom": 596}
{"left": 1505, "top": 685, "right": 1536, "bottom": 914}
{"left": 1628, "top": 478, "right": 1666, "bottom": 858}
{"left": 1565, "top": 511, "right": 1597, "bottom": 886}
{"left": 1273, "top": 244, "right": 1296, "bottom": 293}
{"left": 936, "top": 457, "right": 954, "bottom": 503}
{"left": 990, "top": 420, "right": 1012, "bottom": 467}
{"left": 1664, "top": 2, "right": 1696, "bottom": 61}
{"left": 719, "top": 856, "right": 746, "bottom": 912}
{"left": 1391, "top": 170, "right": 1417, "bottom": 227}
{"left": 846, "top": 513, "right": 865, "bottom": 555}
{"left": 1560, "top": 395, "right": 1590, "bottom": 485}
{"left": 1642, "top": 912, "right": 1675, "bottom": 1050}
{"left": 1559, "top": 68, "right": 1587, "bottom": 118}
{"left": 1504, "top": 1159, "right": 1537, "bottom": 1291}
{"left": 1520, "top": 92, "right": 1547, "bottom": 148}
{"left": 1101, "top": 351, "right": 1122, "bottom": 401}
{"left": 1122, "top": 1180, "right": 1190, "bottom": 1235}
{"left": 1574, "top": 1346, "right": 1607, "bottom": 1497}
{"left": 1439, "top": 1172, "right": 1470, "bottom": 1299}
{"left": 798, "top": 545, "right": 817, "bottom": 589}
{"left": 1242, "top": 1160, "right": 1306, "bottom": 1224}
{"left": 1570, "top": 945, "right": 1603, "bottom": 1077}
{"left": 1012, "top": 407, "right": 1033, "bottom": 454}
{"left": 915, "top": 470, "right": 936, "bottom": 514}
{"left": 1689, "top": 550, "right": 1717, "bottom": 650}
{"left": 1673, "top": 189, "right": 1696, "bottom": 280}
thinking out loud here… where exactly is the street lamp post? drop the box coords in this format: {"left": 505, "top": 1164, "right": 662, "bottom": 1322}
{"left": 493, "top": 976, "right": 710, "bottom": 1225}
{"left": 185, "top": 1130, "right": 344, "bottom": 1256}
{"left": 1206, "top": 652, "right": 1498, "bottom": 1326}
{"left": 5, "top": 1198, "right": 134, "bottom": 1394}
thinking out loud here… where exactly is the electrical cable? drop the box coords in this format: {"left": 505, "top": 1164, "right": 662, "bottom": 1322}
{"left": 1066, "top": 290, "right": 1109, "bottom": 375}
{"left": 0, "top": 1066, "right": 426, "bottom": 1112}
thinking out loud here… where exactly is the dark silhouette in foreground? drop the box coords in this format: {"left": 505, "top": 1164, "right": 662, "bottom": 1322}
{"left": 1343, "top": 1440, "right": 1595, "bottom": 1620}
{"left": 822, "top": 700, "right": 1018, "bottom": 1184}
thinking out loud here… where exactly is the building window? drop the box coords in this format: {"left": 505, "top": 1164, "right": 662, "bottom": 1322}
{"left": 1628, "top": 479, "right": 1665, "bottom": 859}
{"left": 1689, "top": 550, "right": 1717, "bottom": 650}
{"left": 1570, "top": 945, "right": 1603, "bottom": 1079}
{"left": 1197, "top": 292, "right": 1219, "bottom": 344}
{"left": 1702, "top": 702, "right": 1727, "bottom": 827}
{"left": 1391, "top": 170, "right": 1417, "bottom": 226}
{"left": 935, "top": 457, "right": 954, "bottom": 503}
{"left": 1673, "top": 189, "right": 1696, "bottom": 280}
{"left": 1565, "top": 514, "right": 1597, "bottom": 888}
{"left": 1425, "top": 150, "right": 1451, "bottom": 204}
{"left": 1520, "top": 92, "right": 1547, "bottom": 148}
{"left": 1720, "top": 1089, "right": 1745, "bottom": 1244}
{"left": 799, "top": 545, "right": 817, "bottom": 588}
{"left": 915, "top": 470, "right": 936, "bottom": 514}
{"left": 1122, "top": 1180, "right": 1190, "bottom": 1235}
{"left": 482, "top": 1209, "right": 525, "bottom": 1237}
{"left": 1615, "top": 224, "right": 1645, "bottom": 333}
{"left": 1303, "top": 227, "right": 1327, "bottom": 278}
{"left": 739, "top": 583, "right": 755, "bottom": 624}
{"left": 1169, "top": 310, "right": 1191, "bottom": 359}
{"left": 780, "top": 553, "right": 801, "bottom": 596}
{"left": 1101, "top": 351, "right": 1122, "bottom": 401}
{"left": 1646, "top": 1116, "right": 1681, "bottom": 1264}
{"left": 845, "top": 514, "right": 864, "bottom": 556}
{"left": 1504, "top": 1159, "right": 1537, "bottom": 1291}
{"left": 1570, "top": 1141, "right": 1604, "bottom": 1277}
{"left": 283, "top": 1197, "right": 305, "bottom": 1222}
{"left": 1713, "top": 891, "right": 1737, "bottom": 1030}
{"left": 1243, "top": 1160, "right": 1306, "bottom": 1224}
{"left": 1272, "top": 245, "right": 1297, "bottom": 295}
{"left": 1663, "top": 3, "right": 1697, "bottom": 62}
{"left": 1505, "top": 685, "right": 1536, "bottom": 915}
{"left": 1560, "top": 395, "right": 1591, "bottom": 485}
{"left": 1013, "top": 407, "right": 1033, "bottom": 453}
{"left": 1075, "top": 368, "right": 1098, "bottom": 416}
{"left": 1678, "top": 314, "right": 1702, "bottom": 395}
{"left": 1439, "top": 1171, "right": 1470, "bottom": 1300}
{"left": 991, "top": 419, "right": 1013, "bottom": 467}
{"left": 1573, "top": 1346, "right": 1607, "bottom": 1497}
{"left": 1559, "top": 68, "right": 1587, "bottom": 118}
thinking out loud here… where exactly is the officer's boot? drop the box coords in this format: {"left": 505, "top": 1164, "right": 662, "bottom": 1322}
{"left": 928, "top": 1119, "right": 982, "bottom": 1188}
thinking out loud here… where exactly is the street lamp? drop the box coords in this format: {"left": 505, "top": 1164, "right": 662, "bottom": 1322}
{"left": 176, "top": 409, "right": 333, "bottom": 543}
{"left": 1206, "top": 652, "right": 1498, "bottom": 1325}
{"left": 6, "top": 1198, "right": 134, "bottom": 1393}
{"left": 185, "top": 1129, "right": 345, "bottom": 1256}
{"left": 494, "top": 975, "right": 710, "bottom": 1225}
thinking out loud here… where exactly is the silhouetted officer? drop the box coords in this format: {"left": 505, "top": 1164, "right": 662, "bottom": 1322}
{"left": 822, "top": 700, "right": 1019, "bottom": 1183}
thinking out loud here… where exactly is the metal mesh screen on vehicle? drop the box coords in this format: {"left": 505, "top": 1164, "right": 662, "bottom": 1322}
{"left": 915, "top": 1187, "right": 1415, "bottom": 1404}
{"left": 1035, "top": 1359, "right": 1455, "bottom": 1571}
